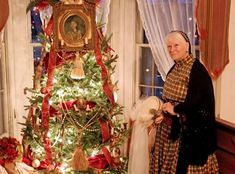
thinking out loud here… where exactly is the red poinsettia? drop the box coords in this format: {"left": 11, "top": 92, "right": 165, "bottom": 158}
{"left": 0, "top": 137, "right": 21, "bottom": 163}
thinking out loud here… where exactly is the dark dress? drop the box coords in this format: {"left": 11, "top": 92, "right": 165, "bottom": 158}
{"left": 149, "top": 57, "right": 219, "bottom": 174}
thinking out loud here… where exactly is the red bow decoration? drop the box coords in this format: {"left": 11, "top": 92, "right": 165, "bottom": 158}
{"left": 88, "top": 154, "right": 109, "bottom": 169}
{"left": 61, "top": 100, "right": 77, "bottom": 110}
{"left": 88, "top": 147, "right": 113, "bottom": 169}
{"left": 85, "top": 101, "right": 96, "bottom": 109}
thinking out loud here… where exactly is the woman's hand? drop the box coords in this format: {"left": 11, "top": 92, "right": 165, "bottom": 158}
{"left": 162, "top": 102, "right": 177, "bottom": 116}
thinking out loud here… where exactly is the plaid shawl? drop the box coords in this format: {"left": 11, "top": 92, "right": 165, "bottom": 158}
{"left": 162, "top": 56, "right": 195, "bottom": 104}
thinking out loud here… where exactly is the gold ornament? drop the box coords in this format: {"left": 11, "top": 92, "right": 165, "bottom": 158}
{"left": 71, "top": 53, "right": 85, "bottom": 79}
{"left": 32, "top": 159, "right": 40, "bottom": 168}
{"left": 112, "top": 147, "right": 121, "bottom": 167}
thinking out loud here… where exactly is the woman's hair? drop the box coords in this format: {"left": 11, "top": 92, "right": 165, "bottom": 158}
{"left": 169, "top": 30, "right": 192, "bottom": 54}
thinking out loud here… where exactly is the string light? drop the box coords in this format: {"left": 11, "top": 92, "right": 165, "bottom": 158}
{"left": 67, "top": 140, "right": 73, "bottom": 144}
{"left": 57, "top": 89, "right": 65, "bottom": 97}
{"left": 58, "top": 163, "right": 69, "bottom": 174}
{"left": 49, "top": 100, "right": 53, "bottom": 105}
{"left": 91, "top": 149, "right": 99, "bottom": 157}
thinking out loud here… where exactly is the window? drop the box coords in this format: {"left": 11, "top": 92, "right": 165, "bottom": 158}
{"left": 135, "top": 2, "right": 200, "bottom": 100}
{"left": 135, "top": 8, "right": 165, "bottom": 99}
{"left": 136, "top": 32, "right": 164, "bottom": 98}
{"left": 31, "top": 8, "right": 46, "bottom": 73}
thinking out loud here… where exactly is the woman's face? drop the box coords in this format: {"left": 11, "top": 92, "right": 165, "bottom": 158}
{"left": 70, "top": 20, "right": 78, "bottom": 30}
{"left": 165, "top": 32, "right": 189, "bottom": 61}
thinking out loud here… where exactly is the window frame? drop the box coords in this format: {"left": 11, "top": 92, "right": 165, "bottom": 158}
{"left": 0, "top": 31, "right": 10, "bottom": 137}
{"left": 135, "top": 42, "right": 164, "bottom": 98}
{"left": 135, "top": 6, "right": 165, "bottom": 99}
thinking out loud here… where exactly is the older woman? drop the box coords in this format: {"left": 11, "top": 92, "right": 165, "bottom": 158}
{"left": 149, "top": 31, "right": 219, "bottom": 174}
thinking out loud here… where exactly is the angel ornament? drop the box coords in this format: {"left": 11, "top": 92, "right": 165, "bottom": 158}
{"left": 128, "top": 96, "right": 163, "bottom": 174}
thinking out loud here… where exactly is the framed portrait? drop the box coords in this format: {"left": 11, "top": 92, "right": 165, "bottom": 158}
{"left": 53, "top": 2, "right": 95, "bottom": 51}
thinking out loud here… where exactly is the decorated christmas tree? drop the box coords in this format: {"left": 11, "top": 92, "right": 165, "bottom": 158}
{"left": 20, "top": 1, "right": 128, "bottom": 173}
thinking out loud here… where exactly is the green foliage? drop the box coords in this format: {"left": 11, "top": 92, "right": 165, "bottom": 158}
{"left": 23, "top": 1, "right": 128, "bottom": 173}
{"left": 21, "top": 49, "right": 128, "bottom": 173}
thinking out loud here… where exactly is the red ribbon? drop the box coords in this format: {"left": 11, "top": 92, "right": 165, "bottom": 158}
{"left": 87, "top": 147, "right": 113, "bottom": 169}
{"left": 37, "top": 0, "right": 49, "bottom": 11}
{"left": 41, "top": 44, "right": 57, "bottom": 166}
{"left": 95, "top": 29, "right": 115, "bottom": 106}
{"left": 44, "top": 15, "right": 53, "bottom": 37}
{"left": 99, "top": 119, "right": 110, "bottom": 143}
{"left": 101, "top": 147, "right": 113, "bottom": 167}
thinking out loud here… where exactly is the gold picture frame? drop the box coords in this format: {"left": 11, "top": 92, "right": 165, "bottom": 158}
{"left": 53, "top": 3, "right": 95, "bottom": 51}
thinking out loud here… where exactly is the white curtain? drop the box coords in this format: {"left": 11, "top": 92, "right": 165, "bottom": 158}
{"left": 136, "top": 0, "right": 196, "bottom": 80}
{"left": 96, "top": 0, "right": 111, "bottom": 35}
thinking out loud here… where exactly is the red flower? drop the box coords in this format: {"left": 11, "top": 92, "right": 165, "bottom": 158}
{"left": 0, "top": 137, "right": 21, "bottom": 162}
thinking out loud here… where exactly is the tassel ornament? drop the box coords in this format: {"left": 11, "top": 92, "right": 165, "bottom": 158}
{"left": 70, "top": 144, "right": 88, "bottom": 171}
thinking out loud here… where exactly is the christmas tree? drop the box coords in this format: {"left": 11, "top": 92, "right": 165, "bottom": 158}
{"left": 21, "top": 1, "right": 128, "bottom": 173}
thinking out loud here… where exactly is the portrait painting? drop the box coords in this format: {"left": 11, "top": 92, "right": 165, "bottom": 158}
{"left": 53, "top": 2, "right": 95, "bottom": 51}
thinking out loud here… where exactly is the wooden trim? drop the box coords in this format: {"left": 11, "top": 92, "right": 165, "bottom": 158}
{"left": 216, "top": 118, "right": 235, "bottom": 173}
{"left": 216, "top": 118, "right": 235, "bottom": 132}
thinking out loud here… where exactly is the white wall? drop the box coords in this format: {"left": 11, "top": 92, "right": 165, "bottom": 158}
{"left": 108, "top": 0, "right": 136, "bottom": 121}
{"left": 5, "top": 0, "right": 34, "bottom": 139}
{"left": 220, "top": 0, "right": 235, "bottom": 124}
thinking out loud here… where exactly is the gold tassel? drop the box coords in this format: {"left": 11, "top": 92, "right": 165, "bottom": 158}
{"left": 71, "top": 53, "right": 85, "bottom": 79}
{"left": 70, "top": 144, "right": 88, "bottom": 171}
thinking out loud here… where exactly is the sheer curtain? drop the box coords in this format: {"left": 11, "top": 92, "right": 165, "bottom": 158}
{"left": 137, "top": 0, "right": 195, "bottom": 80}
{"left": 96, "top": 0, "right": 111, "bottom": 34}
